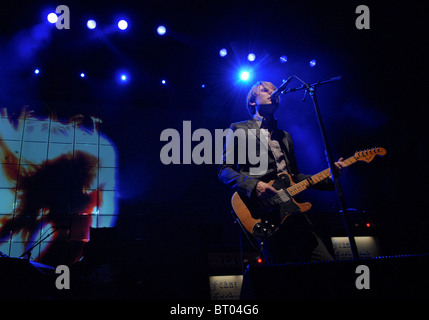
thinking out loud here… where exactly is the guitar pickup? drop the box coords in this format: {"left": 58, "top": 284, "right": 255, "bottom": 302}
{"left": 267, "top": 189, "right": 291, "bottom": 210}
{"left": 277, "top": 189, "right": 290, "bottom": 202}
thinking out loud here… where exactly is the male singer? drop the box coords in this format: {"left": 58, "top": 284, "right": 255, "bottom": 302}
{"left": 218, "top": 80, "right": 346, "bottom": 263}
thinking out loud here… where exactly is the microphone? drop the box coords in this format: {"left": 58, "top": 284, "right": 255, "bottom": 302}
{"left": 271, "top": 76, "right": 294, "bottom": 103}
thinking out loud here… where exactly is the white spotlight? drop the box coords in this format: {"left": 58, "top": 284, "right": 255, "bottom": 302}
{"left": 47, "top": 13, "right": 58, "bottom": 24}
{"left": 219, "top": 48, "right": 228, "bottom": 57}
{"left": 240, "top": 71, "right": 250, "bottom": 81}
{"left": 87, "top": 20, "right": 97, "bottom": 29}
{"left": 157, "top": 25, "right": 166, "bottom": 35}
{"left": 247, "top": 53, "right": 256, "bottom": 62}
{"left": 118, "top": 20, "right": 128, "bottom": 30}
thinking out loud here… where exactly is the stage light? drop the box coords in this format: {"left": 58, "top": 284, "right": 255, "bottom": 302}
{"left": 80, "top": 73, "right": 85, "bottom": 78}
{"left": 309, "top": 59, "right": 317, "bottom": 67}
{"left": 34, "top": 69, "right": 40, "bottom": 74}
{"left": 47, "top": 13, "right": 58, "bottom": 24}
{"left": 247, "top": 53, "right": 256, "bottom": 62}
{"left": 117, "top": 70, "right": 130, "bottom": 84}
{"left": 118, "top": 20, "right": 128, "bottom": 30}
{"left": 161, "top": 79, "right": 166, "bottom": 85}
{"left": 87, "top": 19, "right": 97, "bottom": 29}
{"left": 280, "top": 55, "right": 287, "bottom": 63}
{"left": 240, "top": 70, "right": 250, "bottom": 81}
{"left": 219, "top": 48, "right": 227, "bottom": 57}
{"left": 157, "top": 25, "right": 166, "bottom": 35}
{"left": 201, "top": 84, "right": 205, "bottom": 88}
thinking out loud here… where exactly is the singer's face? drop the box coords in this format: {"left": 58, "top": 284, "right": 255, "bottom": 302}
{"left": 254, "top": 85, "right": 277, "bottom": 116}
{"left": 255, "top": 85, "right": 274, "bottom": 105}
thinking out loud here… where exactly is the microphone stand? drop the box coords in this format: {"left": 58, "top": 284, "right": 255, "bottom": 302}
{"left": 285, "top": 75, "right": 359, "bottom": 260}
{"left": 19, "top": 226, "right": 62, "bottom": 260}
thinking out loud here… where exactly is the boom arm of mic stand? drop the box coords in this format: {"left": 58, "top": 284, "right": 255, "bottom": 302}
{"left": 19, "top": 227, "right": 62, "bottom": 259}
{"left": 285, "top": 75, "right": 343, "bottom": 94}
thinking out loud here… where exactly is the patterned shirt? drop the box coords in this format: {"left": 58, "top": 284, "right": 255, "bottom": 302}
{"left": 253, "top": 115, "right": 288, "bottom": 173}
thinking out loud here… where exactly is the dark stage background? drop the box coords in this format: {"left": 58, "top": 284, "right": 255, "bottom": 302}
{"left": 0, "top": 0, "right": 427, "bottom": 299}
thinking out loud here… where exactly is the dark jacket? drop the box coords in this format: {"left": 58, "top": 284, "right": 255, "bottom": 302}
{"left": 218, "top": 119, "right": 334, "bottom": 198}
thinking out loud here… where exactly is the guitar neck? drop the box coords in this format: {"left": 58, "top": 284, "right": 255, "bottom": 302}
{"left": 287, "top": 155, "right": 357, "bottom": 196}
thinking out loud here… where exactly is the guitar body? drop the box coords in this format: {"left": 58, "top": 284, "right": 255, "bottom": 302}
{"left": 231, "top": 172, "right": 311, "bottom": 239}
{"left": 230, "top": 148, "right": 386, "bottom": 240}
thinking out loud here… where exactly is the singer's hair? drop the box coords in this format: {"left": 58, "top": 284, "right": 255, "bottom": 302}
{"left": 246, "top": 81, "right": 277, "bottom": 116}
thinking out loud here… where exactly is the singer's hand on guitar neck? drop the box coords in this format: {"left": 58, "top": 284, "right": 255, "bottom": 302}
{"left": 332, "top": 157, "right": 347, "bottom": 177}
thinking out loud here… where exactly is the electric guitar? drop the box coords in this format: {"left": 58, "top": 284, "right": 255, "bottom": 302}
{"left": 231, "top": 147, "right": 386, "bottom": 240}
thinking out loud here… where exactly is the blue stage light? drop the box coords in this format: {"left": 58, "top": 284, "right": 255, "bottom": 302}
{"left": 157, "top": 25, "right": 166, "bottom": 35}
{"left": 34, "top": 69, "right": 40, "bottom": 74}
{"left": 309, "top": 59, "right": 317, "bottom": 67}
{"left": 280, "top": 55, "right": 288, "bottom": 63}
{"left": 247, "top": 53, "right": 256, "bottom": 62}
{"left": 87, "top": 20, "right": 97, "bottom": 29}
{"left": 118, "top": 20, "right": 128, "bottom": 30}
{"left": 219, "top": 48, "right": 227, "bottom": 57}
{"left": 80, "top": 73, "right": 85, "bottom": 78}
{"left": 240, "top": 70, "right": 250, "bottom": 81}
{"left": 161, "top": 79, "right": 166, "bottom": 85}
{"left": 117, "top": 70, "right": 130, "bottom": 83}
{"left": 47, "top": 13, "right": 58, "bottom": 24}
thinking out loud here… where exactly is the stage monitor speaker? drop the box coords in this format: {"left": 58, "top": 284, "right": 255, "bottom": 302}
{"left": 331, "top": 236, "right": 381, "bottom": 259}
{"left": 241, "top": 254, "right": 429, "bottom": 299}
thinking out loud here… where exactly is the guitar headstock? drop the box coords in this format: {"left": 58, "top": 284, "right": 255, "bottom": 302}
{"left": 354, "top": 147, "right": 386, "bottom": 163}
